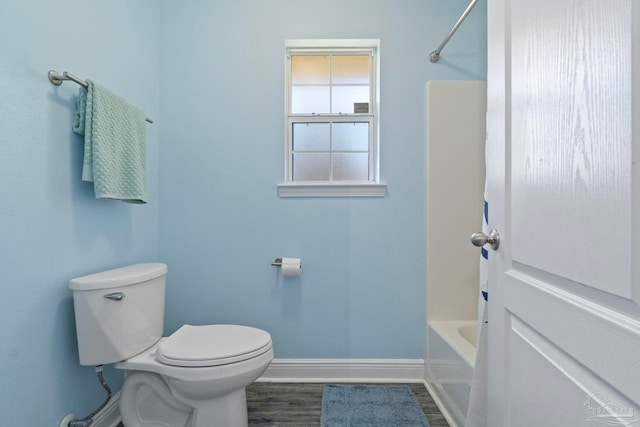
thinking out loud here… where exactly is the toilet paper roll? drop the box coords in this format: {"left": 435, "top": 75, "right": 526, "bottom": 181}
{"left": 281, "top": 257, "right": 301, "bottom": 277}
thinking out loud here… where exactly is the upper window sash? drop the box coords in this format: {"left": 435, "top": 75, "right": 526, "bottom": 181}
{"left": 286, "top": 49, "right": 376, "bottom": 117}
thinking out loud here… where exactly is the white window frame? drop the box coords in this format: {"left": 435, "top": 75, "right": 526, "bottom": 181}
{"left": 278, "top": 39, "right": 386, "bottom": 197}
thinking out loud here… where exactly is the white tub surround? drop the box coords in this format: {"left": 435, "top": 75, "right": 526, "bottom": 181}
{"left": 424, "top": 80, "right": 487, "bottom": 427}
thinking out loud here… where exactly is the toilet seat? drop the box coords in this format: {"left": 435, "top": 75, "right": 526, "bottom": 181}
{"left": 156, "top": 324, "right": 272, "bottom": 367}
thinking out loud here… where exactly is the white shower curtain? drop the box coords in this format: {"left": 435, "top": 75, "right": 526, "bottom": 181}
{"left": 465, "top": 141, "right": 489, "bottom": 427}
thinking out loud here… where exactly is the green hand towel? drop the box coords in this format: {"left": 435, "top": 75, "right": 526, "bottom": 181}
{"left": 73, "top": 80, "right": 148, "bottom": 203}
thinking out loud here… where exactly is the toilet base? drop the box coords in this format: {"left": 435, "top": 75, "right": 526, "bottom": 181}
{"left": 186, "top": 388, "right": 248, "bottom": 427}
{"left": 120, "top": 371, "right": 251, "bottom": 427}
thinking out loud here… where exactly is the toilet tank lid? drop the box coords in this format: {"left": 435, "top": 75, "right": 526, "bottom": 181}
{"left": 69, "top": 263, "right": 168, "bottom": 291}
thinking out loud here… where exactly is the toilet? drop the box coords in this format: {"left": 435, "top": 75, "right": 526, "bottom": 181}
{"left": 69, "top": 263, "right": 273, "bottom": 427}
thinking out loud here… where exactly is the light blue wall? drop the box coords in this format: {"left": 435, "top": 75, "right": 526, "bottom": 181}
{"left": 0, "top": 1, "right": 160, "bottom": 426}
{"left": 0, "top": 0, "right": 485, "bottom": 424}
{"left": 158, "top": 0, "right": 486, "bottom": 358}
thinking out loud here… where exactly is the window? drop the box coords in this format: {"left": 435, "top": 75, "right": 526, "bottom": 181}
{"left": 278, "top": 40, "right": 386, "bottom": 197}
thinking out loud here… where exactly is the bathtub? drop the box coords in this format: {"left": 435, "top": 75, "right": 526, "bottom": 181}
{"left": 430, "top": 320, "right": 477, "bottom": 367}
{"left": 424, "top": 320, "right": 478, "bottom": 427}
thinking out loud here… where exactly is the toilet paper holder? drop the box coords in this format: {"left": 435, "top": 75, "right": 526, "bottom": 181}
{"left": 271, "top": 258, "right": 301, "bottom": 268}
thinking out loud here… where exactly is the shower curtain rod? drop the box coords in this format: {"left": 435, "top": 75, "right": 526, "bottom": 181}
{"left": 48, "top": 70, "right": 153, "bottom": 124}
{"left": 429, "top": 0, "right": 479, "bottom": 63}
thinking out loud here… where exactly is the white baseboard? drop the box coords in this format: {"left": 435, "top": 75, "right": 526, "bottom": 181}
{"left": 258, "top": 358, "right": 425, "bottom": 383}
{"left": 92, "top": 392, "right": 121, "bottom": 427}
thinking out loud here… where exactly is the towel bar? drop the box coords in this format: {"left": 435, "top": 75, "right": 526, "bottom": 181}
{"left": 48, "top": 70, "right": 153, "bottom": 124}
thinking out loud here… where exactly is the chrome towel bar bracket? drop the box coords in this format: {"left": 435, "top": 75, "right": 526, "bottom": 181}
{"left": 48, "top": 70, "right": 88, "bottom": 87}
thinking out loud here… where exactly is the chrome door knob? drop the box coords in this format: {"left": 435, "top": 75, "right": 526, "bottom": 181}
{"left": 470, "top": 229, "right": 500, "bottom": 250}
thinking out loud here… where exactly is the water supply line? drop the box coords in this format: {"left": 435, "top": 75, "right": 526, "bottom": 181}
{"left": 68, "top": 366, "right": 113, "bottom": 427}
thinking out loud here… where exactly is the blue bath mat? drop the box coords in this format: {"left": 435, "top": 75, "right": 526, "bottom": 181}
{"left": 321, "top": 384, "right": 430, "bottom": 426}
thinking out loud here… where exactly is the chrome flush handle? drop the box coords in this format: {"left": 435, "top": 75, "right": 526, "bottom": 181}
{"left": 103, "top": 292, "right": 125, "bottom": 301}
{"left": 470, "top": 229, "right": 500, "bottom": 250}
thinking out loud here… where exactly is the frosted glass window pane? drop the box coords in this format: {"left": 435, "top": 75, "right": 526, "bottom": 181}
{"left": 291, "top": 56, "right": 330, "bottom": 84}
{"left": 291, "top": 86, "right": 330, "bottom": 114}
{"left": 293, "top": 123, "right": 330, "bottom": 151}
{"left": 332, "top": 55, "right": 370, "bottom": 84}
{"left": 293, "top": 153, "right": 331, "bottom": 181}
{"left": 332, "top": 86, "right": 370, "bottom": 114}
{"left": 333, "top": 153, "right": 369, "bottom": 180}
{"left": 333, "top": 123, "right": 369, "bottom": 151}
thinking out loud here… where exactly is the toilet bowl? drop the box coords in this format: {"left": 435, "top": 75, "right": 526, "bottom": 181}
{"left": 69, "top": 263, "right": 273, "bottom": 427}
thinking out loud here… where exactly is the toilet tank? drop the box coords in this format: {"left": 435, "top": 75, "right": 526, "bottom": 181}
{"left": 69, "top": 263, "right": 168, "bottom": 366}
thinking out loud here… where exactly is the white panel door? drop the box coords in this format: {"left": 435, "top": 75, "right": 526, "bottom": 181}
{"left": 486, "top": 0, "right": 640, "bottom": 426}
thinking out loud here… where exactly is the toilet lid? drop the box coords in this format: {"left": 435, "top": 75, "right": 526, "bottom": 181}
{"left": 155, "top": 324, "right": 272, "bottom": 367}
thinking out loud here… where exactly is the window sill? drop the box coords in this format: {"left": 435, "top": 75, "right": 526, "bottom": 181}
{"left": 277, "top": 183, "right": 387, "bottom": 198}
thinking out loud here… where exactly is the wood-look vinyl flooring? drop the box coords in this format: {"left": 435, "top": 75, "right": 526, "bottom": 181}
{"left": 118, "top": 382, "right": 451, "bottom": 426}
{"left": 247, "top": 382, "right": 450, "bottom": 426}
